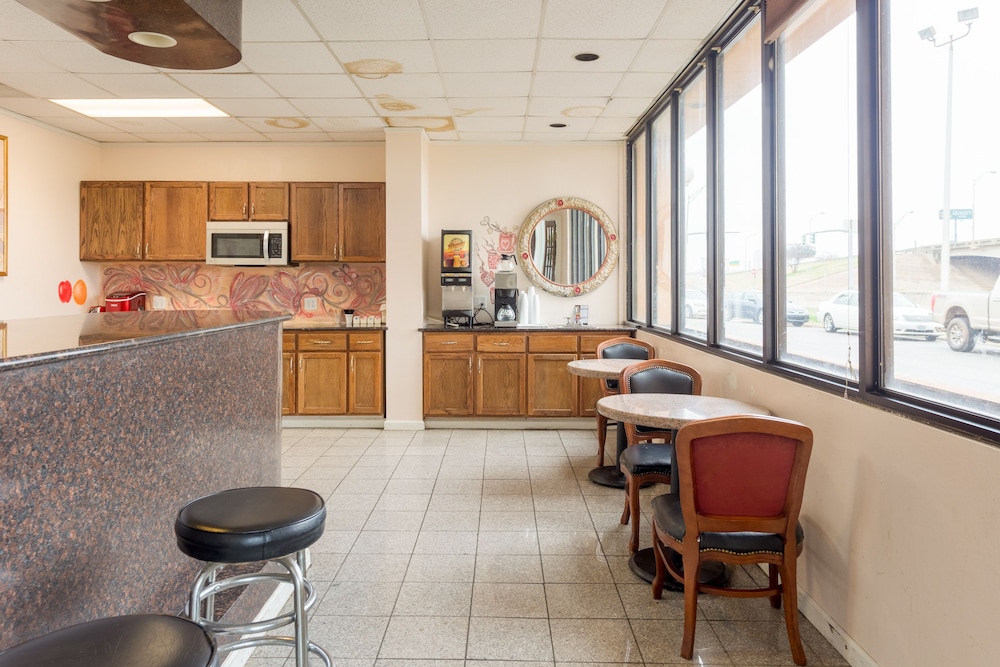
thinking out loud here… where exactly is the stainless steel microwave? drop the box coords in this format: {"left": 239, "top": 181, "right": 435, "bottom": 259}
{"left": 206, "top": 220, "right": 288, "bottom": 265}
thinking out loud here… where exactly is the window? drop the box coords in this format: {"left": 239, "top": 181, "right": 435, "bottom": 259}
{"left": 625, "top": 0, "right": 999, "bottom": 438}
{"left": 883, "top": 0, "right": 1000, "bottom": 418}
{"left": 629, "top": 132, "right": 648, "bottom": 324}
{"left": 678, "top": 73, "right": 709, "bottom": 339}
{"left": 775, "top": 0, "right": 858, "bottom": 377}
{"left": 651, "top": 109, "right": 673, "bottom": 329}
{"left": 719, "top": 17, "right": 764, "bottom": 353}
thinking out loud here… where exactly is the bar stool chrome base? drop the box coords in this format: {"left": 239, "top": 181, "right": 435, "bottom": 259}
{"left": 175, "top": 486, "right": 330, "bottom": 667}
{"left": 188, "top": 551, "right": 330, "bottom": 666}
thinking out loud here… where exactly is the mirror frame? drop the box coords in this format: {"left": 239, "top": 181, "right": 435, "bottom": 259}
{"left": 517, "top": 196, "right": 618, "bottom": 297}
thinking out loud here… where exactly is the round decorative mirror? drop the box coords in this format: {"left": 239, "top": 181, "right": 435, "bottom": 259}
{"left": 517, "top": 196, "right": 619, "bottom": 297}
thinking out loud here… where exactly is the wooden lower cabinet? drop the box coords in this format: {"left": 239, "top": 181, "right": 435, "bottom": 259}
{"left": 283, "top": 330, "right": 384, "bottom": 416}
{"left": 477, "top": 353, "right": 525, "bottom": 415}
{"left": 423, "top": 330, "right": 629, "bottom": 418}
{"left": 424, "top": 352, "right": 475, "bottom": 416}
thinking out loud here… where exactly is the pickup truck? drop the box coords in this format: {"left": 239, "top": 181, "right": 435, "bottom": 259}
{"left": 931, "top": 275, "right": 1000, "bottom": 352}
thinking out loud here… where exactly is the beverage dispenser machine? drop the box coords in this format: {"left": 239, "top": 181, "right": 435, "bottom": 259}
{"left": 441, "top": 230, "right": 473, "bottom": 326}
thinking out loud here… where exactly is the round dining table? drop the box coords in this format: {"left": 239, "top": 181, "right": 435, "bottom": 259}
{"left": 566, "top": 357, "right": 639, "bottom": 488}
{"left": 596, "top": 392, "right": 771, "bottom": 586}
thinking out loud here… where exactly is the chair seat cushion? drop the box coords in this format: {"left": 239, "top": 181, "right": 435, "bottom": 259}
{"left": 620, "top": 443, "right": 672, "bottom": 476}
{"left": 0, "top": 615, "right": 217, "bottom": 667}
{"left": 651, "top": 493, "right": 803, "bottom": 555}
{"left": 175, "top": 487, "right": 326, "bottom": 563}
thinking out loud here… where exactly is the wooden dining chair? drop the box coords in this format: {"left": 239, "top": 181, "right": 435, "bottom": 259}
{"left": 617, "top": 358, "right": 702, "bottom": 554}
{"left": 651, "top": 415, "right": 813, "bottom": 666}
{"left": 593, "top": 337, "right": 655, "bottom": 466}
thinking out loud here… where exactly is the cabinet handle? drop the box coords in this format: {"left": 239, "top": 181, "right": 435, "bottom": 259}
{"left": 144, "top": 243, "right": 148, "bottom": 256}
{"left": 468, "top": 359, "right": 472, "bottom": 373}
{"left": 478, "top": 358, "right": 482, "bottom": 374}
{"left": 355, "top": 339, "right": 373, "bottom": 344}
{"left": 311, "top": 340, "right": 332, "bottom": 344}
{"left": 298, "top": 358, "right": 303, "bottom": 371}
{"left": 243, "top": 203, "right": 247, "bottom": 218}
{"left": 288, "top": 357, "right": 294, "bottom": 373}
{"left": 440, "top": 341, "right": 457, "bottom": 345}
{"left": 251, "top": 202, "right": 255, "bottom": 217}
{"left": 135, "top": 244, "right": 140, "bottom": 258}
{"left": 493, "top": 341, "right": 509, "bottom": 346}
{"left": 351, "top": 357, "right": 355, "bottom": 372}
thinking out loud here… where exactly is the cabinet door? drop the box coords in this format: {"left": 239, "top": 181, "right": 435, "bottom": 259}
{"left": 290, "top": 182, "right": 338, "bottom": 261}
{"left": 527, "top": 353, "right": 578, "bottom": 416}
{"left": 282, "top": 352, "right": 296, "bottom": 415}
{"left": 249, "top": 182, "right": 288, "bottom": 220}
{"left": 296, "top": 352, "right": 348, "bottom": 415}
{"left": 144, "top": 182, "right": 208, "bottom": 260}
{"left": 208, "top": 182, "right": 248, "bottom": 220}
{"left": 339, "top": 183, "right": 385, "bottom": 262}
{"left": 80, "top": 182, "right": 144, "bottom": 260}
{"left": 476, "top": 353, "right": 525, "bottom": 416}
{"left": 423, "top": 352, "right": 474, "bottom": 416}
{"left": 349, "top": 351, "right": 384, "bottom": 415}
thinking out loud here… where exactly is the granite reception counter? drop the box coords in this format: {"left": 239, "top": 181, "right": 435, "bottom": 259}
{"left": 0, "top": 310, "right": 288, "bottom": 648}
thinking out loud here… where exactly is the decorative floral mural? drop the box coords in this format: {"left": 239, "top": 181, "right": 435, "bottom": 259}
{"left": 101, "top": 262, "right": 386, "bottom": 326}
{"left": 475, "top": 216, "right": 517, "bottom": 304}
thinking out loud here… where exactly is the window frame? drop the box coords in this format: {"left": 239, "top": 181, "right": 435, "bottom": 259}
{"left": 624, "top": 0, "right": 1000, "bottom": 443}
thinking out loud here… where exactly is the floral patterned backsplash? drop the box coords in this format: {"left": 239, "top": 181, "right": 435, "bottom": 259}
{"left": 101, "top": 262, "right": 386, "bottom": 326}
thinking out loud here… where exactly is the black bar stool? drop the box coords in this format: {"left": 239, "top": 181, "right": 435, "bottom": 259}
{"left": 0, "top": 614, "right": 217, "bottom": 667}
{"left": 174, "top": 486, "right": 330, "bottom": 667}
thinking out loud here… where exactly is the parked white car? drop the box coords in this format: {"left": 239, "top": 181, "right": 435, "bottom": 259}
{"left": 818, "top": 290, "right": 941, "bottom": 340}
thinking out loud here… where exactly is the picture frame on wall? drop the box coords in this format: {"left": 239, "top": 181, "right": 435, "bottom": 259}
{"left": 0, "top": 134, "right": 6, "bottom": 276}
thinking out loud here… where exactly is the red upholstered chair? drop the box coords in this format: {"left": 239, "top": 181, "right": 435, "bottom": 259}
{"left": 651, "top": 415, "right": 813, "bottom": 665}
{"left": 618, "top": 358, "right": 702, "bottom": 554}
{"left": 593, "top": 337, "right": 655, "bottom": 466}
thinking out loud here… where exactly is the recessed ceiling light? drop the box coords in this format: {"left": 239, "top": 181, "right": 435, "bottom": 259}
{"left": 574, "top": 53, "right": 600, "bottom": 62}
{"left": 51, "top": 98, "right": 228, "bottom": 118}
{"left": 549, "top": 123, "right": 568, "bottom": 128}
{"left": 128, "top": 31, "right": 177, "bottom": 49}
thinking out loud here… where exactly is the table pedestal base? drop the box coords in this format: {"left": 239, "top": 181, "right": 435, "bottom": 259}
{"left": 628, "top": 547, "right": 728, "bottom": 590}
{"left": 588, "top": 466, "right": 625, "bottom": 488}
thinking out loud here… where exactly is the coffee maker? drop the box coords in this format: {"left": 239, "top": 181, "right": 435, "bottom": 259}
{"left": 493, "top": 254, "right": 518, "bottom": 328}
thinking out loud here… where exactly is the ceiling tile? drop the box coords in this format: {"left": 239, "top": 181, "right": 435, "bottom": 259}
{"left": 290, "top": 98, "right": 379, "bottom": 117}
{"left": 210, "top": 97, "right": 305, "bottom": 117}
{"left": 449, "top": 97, "right": 529, "bottom": 116}
{"left": 77, "top": 73, "right": 197, "bottom": 98}
{"left": 651, "top": 0, "right": 743, "bottom": 40}
{"left": 541, "top": 0, "right": 668, "bottom": 39}
{"left": 442, "top": 72, "right": 531, "bottom": 98}
{"left": 328, "top": 40, "right": 438, "bottom": 74}
{"left": 297, "top": 0, "right": 428, "bottom": 41}
{"left": 352, "top": 72, "right": 446, "bottom": 97}
{"left": 242, "top": 0, "right": 321, "bottom": 42}
{"left": 528, "top": 97, "right": 607, "bottom": 117}
{"left": 535, "top": 39, "right": 642, "bottom": 73}
{"left": 0, "top": 71, "right": 111, "bottom": 98}
{"left": 240, "top": 42, "right": 343, "bottom": 74}
{"left": 631, "top": 39, "right": 703, "bottom": 73}
{"left": 171, "top": 72, "right": 279, "bottom": 98}
{"left": 531, "top": 72, "right": 621, "bottom": 98}
{"left": 434, "top": 39, "right": 536, "bottom": 73}
{"left": 423, "top": 0, "right": 543, "bottom": 39}
{"left": 454, "top": 116, "right": 524, "bottom": 132}
{"left": 259, "top": 73, "right": 361, "bottom": 98}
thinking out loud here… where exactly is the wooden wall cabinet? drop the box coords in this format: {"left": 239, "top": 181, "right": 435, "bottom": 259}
{"left": 80, "top": 181, "right": 144, "bottom": 260}
{"left": 423, "top": 331, "right": 627, "bottom": 419}
{"left": 209, "top": 182, "right": 289, "bottom": 221}
{"left": 283, "top": 330, "right": 384, "bottom": 416}
{"left": 290, "top": 182, "right": 385, "bottom": 262}
{"left": 80, "top": 181, "right": 208, "bottom": 261}
{"left": 144, "top": 182, "right": 208, "bottom": 261}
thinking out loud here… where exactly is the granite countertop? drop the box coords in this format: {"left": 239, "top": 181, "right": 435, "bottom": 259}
{"left": 420, "top": 323, "right": 636, "bottom": 333}
{"left": 0, "top": 310, "right": 289, "bottom": 370}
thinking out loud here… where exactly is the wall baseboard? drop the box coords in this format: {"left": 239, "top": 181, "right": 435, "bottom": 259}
{"left": 797, "top": 587, "right": 879, "bottom": 667}
{"left": 281, "top": 416, "right": 384, "bottom": 428}
{"left": 383, "top": 419, "right": 426, "bottom": 430}
{"left": 424, "top": 418, "right": 594, "bottom": 429}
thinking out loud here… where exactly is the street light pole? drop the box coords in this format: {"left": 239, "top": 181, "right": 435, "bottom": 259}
{"left": 919, "top": 7, "right": 978, "bottom": 291}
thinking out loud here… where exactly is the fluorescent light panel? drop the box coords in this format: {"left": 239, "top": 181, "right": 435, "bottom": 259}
{"left": 52, "top": 98, "right": 228, "bottom": 118}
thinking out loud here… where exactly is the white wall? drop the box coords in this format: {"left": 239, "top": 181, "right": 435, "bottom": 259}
{"left": 638, "top": 332, "right": 1000, "bottom": 667}
{"left": 427, "top": 143, "right": 623, "bottom": 325}
{"left": 0, "top": 113, "right": 102, "bottom": 319}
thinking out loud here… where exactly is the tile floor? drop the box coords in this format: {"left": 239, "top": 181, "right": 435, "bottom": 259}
{"left": 243, "top": 427, "right": 849, "bottom": 667}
